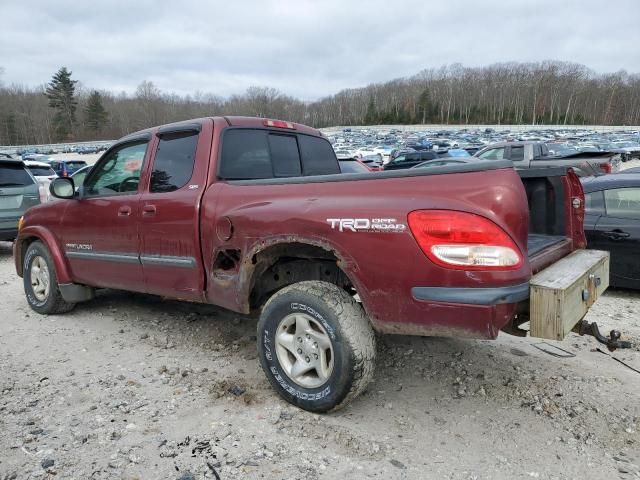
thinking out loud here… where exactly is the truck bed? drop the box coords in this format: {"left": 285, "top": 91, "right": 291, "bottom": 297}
{"left": 519, "top": 167, "right": 584, "bottom": 272}
{"left": 527, "top": 234, "right": 566, "bottom": 257}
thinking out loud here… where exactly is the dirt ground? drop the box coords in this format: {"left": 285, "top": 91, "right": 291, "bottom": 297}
{"left": 0, "top": 242, "right": 639, "bottom": 480}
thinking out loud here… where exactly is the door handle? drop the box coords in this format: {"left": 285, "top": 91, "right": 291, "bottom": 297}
{"left": 142, "top": 204, "right": 156, "bottom": 216}
{"left": 602, "top": 230, "right": 630, "bottom": 240}
{"left": 118, "top": 206, "right": 131, "bottom": 217}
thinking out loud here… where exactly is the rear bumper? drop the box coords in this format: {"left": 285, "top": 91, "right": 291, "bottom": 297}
{"left": 411, "top": 283, "right": 530, "bottom": 305}
{"left": 369, "top": 284, "right": 529, "bottom": 340}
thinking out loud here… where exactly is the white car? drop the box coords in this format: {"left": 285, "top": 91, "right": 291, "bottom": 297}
{"left": 23, "top": 160, "right": 57, "bottom": 202}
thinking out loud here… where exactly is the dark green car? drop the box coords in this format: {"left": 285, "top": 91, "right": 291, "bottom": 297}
{"left": 0, "top": 159, "right": 41, "bottom": 241}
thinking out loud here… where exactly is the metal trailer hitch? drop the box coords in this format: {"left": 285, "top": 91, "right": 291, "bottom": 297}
{"left": 573, "top": 320, "right": 632, "bottom": 351}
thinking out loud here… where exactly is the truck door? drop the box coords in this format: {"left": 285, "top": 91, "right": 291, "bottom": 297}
{"left": 60, "top": 136, "right": 151, "bottom": 291}
{"left": 138, "top": 121, "right": 212, "bottom": 300}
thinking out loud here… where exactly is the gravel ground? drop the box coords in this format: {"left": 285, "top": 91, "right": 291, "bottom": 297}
{"left": 0, "top": 241, "right": 639, "bottom": 480}
{"left": 0, "top": 158, "right": 638, "bottom": 479}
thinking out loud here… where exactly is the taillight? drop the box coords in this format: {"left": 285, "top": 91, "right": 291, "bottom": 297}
{"left": 598, "top": 162, "right": 611, "bottom": 174}
{"left": 408, "top": 210, "right": 523, "bottom": 270}
{"left": 263, "top": 119, "right": 295, "bottom": 129}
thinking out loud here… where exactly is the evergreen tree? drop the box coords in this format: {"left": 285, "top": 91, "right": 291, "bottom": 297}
{"left": 364, "top": 95, "right": 378, "bottom": 124}
{"left": 84, "top": 90, "right": 108, "bottom": 134}
{"left": 45, "top": 67, "right": 77, "bottom": 140}
{"left": 417, "top": 89, "right": 433, "bottom": 124}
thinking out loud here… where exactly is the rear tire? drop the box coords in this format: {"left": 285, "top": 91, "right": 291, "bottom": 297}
{"left": 23, "top": 241, "right": 75, "bottom": 314}
{"left": 257, "top": 281, "right": 376, "bottom": 412}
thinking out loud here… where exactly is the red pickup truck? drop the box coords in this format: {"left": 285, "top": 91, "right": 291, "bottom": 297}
{"left": 14, "top": 117, "right": 607, "bottom": 412}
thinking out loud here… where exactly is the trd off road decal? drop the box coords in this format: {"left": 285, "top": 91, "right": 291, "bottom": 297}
{"left": 326, "top": 218, "right": 406, "bottom": 233}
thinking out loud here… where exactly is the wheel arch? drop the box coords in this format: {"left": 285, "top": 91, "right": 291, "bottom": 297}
{"left": 15, "top": 227, "right": 73, "bottom": 284}
{"left": 240, "top": 237, "right": 367, "bottom": 314}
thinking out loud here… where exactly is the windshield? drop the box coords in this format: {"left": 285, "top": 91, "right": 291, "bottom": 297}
{"left": 0, "top": 163, "right": 35, "bottom": 186}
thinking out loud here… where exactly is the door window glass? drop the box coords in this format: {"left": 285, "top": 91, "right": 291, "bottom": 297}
{"left": 510, "top": 146, "right": 525, "bottom": 161}
{"left": 478, "top": 148, "right": 504, "bottom": 160}
{"left": 84, "top": 141, "right": 148, "bottom": 197}
{"left": 604, "top": 188, "right": 640, "bottom": 219}
{"left": 150, "top": 132, "right": 199, "bottom": 193}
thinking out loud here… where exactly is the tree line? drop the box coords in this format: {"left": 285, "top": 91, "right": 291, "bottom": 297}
{"left": 1, "top": 61, "right": 640, "bottom": 146}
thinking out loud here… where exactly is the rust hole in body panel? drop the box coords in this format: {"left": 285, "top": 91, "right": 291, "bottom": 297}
{"left": 213, "top": 249, "right": 241, "bottom": 272}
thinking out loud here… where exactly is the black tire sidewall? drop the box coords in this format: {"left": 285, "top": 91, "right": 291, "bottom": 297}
{"left": 258, "top": 289, "right": 355, "bottom": 412}
{"left": 23, "top": 242, "right": 57, "bottom": 314}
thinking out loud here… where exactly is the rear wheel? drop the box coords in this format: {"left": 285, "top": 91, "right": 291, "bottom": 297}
{"left": 23, "top": 241, "right": 75, "bottom": 314}
{"left": 257, "top": 281, "right": 376, "bottom": 412}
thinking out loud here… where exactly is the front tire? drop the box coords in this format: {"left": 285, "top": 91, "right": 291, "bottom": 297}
{"left": 23, "top": 241, "right": 75, "bottom": 314}
{"left": 257, "top": 281, "right": 376, "bottom": 412}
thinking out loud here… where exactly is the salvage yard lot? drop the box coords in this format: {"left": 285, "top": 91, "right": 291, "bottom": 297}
{"left": 0, "top": 241, "right": 638, "bottom": 479}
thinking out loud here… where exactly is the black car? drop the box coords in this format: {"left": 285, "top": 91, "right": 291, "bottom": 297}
{"left": 582, "top": 173, "right": 640, "bottom": 289}
{"left": 383, "top": 151, "right": 439, "bottom": 170}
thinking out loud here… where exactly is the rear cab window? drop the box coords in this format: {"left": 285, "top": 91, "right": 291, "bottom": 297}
{"left": 219, "top": 129, "right": 339, "bottom": 180}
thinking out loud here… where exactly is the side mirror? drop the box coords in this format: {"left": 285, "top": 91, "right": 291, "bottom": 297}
{"left": 50, "top": 177, "right": 76, "bottom": 199}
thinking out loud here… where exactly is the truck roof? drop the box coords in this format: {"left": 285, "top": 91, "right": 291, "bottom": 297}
{"left": 120, "top": 116, "right": 323, "bottom": 143}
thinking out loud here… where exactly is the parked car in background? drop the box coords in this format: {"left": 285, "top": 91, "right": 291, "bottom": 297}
{"left": 358, "top": 154, "right": 383, "bottom": 171}
{"left": 439, "top": 148, "right": 471, "bottom": 158}
{"left": 383, "top": 151, "right": 439, "bottom": 170}
{"left": 411, "top": 158, "right": 472, "bottom": 169}
{"left": 24, "top": 160, "right": 58, "bottom": 202}
{"left": 475, "top": 141, "right": 621, "bottom": 174}
{"left": 48, "top": 159, "right": 89, "bottom": 177}
{"left": 338, "top": 158, "right": 373, "bottom": 173}
{"left": 0, "top": 159, "right": 40, "bottom": 240}
{"left": 582, "top": 173, "right": 640, "bottom": 289}
{"left": 611, "top": 141, "right": 640, "bottom": 159}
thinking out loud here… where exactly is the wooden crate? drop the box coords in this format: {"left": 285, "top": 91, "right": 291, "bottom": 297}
{"left": 529, "top": 249, "right": 609, "bottom": 341}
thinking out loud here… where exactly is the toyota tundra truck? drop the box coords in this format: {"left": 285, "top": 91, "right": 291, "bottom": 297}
{"left": 13, "top": 116, "right": 616, "bottom": 412}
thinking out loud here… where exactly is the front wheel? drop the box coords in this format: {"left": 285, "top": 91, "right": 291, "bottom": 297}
{"left": 23, "top": 241, "right": 75, "bottom": 314}
{"left": 257, "top": 281, "right": 376, "bottom": 412}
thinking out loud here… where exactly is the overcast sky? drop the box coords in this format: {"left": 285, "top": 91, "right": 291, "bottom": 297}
{"left": 1, "top": 0, "right": 638, "bottom": 101}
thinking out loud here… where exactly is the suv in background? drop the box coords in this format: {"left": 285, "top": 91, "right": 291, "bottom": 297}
{"left": 48, "top": 160, "right": 89, "bottom": 177}
{"left": 0, "top": 159, "right": 40, "bottom": 240}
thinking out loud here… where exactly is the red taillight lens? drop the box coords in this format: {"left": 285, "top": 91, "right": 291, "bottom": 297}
{"left": 598, "top": 162, "right": 611, "bottom": 174}
{"left": 263, "top": 119, "right": 295, "bottom": 129}
{"left": 408, "top": 210, "right": 523, "bottom": 270}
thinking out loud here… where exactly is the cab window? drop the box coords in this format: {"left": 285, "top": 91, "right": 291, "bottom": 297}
{"left": 150, "top": 132, "right": 198, "bottom": 193}
{"left": 478, "top": 148, "right": 505, "bottom": 160}
{"left": 84, "top": 141, "right": 148, "bottom": 197}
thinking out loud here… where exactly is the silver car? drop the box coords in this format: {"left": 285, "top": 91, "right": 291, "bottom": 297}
{"left": 0, "top": 160, "right": 41, "bottom": 241}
